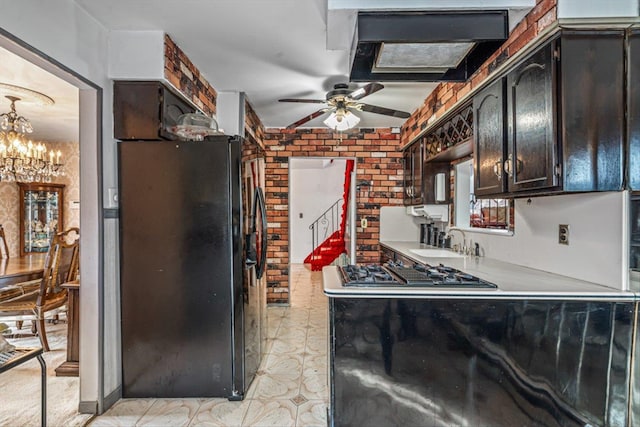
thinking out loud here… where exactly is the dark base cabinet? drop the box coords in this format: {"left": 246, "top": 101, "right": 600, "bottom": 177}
{"left": 329, "top": 298, "right": 635, "bottom": 427}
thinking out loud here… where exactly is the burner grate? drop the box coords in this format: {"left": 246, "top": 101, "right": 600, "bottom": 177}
{"left": 339, "top": 262, "right": 497, "bottom": 289}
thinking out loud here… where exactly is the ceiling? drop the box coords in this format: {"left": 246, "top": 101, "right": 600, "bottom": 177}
{"left": 76, "top": 0, "right": 532, "bottom": 130}
{"left": 0, "top": 1, "right": 533, "bottom": 139}
{"left": 0, "top": 46, "right": 79, "bottom": 142}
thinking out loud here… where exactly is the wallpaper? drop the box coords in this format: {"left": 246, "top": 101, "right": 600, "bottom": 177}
{"left": 0, "top": 141, "right": 79, "bottom": 256}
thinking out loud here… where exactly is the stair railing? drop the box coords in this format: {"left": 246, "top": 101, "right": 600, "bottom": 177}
{"left": 309, "top": 198, "right": 342, "bottom": 262}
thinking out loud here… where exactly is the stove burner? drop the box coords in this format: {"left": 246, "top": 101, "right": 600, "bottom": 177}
{"left": 339, "top": 264, "right": 399, "bottom": 286}
{"left": 339, "top": 261, "right": 497, "bottom": 289}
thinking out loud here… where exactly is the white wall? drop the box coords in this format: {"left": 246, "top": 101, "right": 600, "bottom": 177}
{"left": 290, "top": 158, "right": 348, "bottom": 263}
{"left": 108, "top": 31, "right": 164, "bottom": 79}
{"left": 456, "top": 192, "right": 626, "bottom": 290}
{"left": 380, "top": 206, "right": 422, "bottom": 242}
{"left": 558, "top": 0, "right": 639, "bottom": 18}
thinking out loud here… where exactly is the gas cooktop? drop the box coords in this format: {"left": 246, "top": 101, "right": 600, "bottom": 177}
{"left": 339, "top": 262, "right": 497, "bottom": 289}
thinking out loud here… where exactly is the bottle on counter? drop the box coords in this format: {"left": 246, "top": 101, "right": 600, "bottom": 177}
{"left": 430, "top": 226, "right": 438, "bottom": 246}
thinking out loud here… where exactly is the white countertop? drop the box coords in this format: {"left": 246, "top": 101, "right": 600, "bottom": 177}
{"left": 323, "top": 241, "right": 637, "bottom": 300}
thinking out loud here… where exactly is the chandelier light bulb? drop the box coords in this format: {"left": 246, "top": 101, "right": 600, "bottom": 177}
{"left": 0, "top": 91, "right": 63, "bottom": 182}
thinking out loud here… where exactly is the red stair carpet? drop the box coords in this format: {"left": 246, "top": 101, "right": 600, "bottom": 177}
{"left": 304, "top": 159, "right": 354, "bottom": 271}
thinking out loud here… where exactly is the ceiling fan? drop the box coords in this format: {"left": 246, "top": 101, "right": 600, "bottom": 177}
{"left": 278, "top": 82, "right": 411, "bottom": 130}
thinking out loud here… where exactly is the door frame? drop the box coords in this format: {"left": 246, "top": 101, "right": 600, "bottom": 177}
{"left": 0, "top": 29, "right": 105, "bottom": 413}
{"left": 288, "top": 156, "right": 357, "bottom": 268}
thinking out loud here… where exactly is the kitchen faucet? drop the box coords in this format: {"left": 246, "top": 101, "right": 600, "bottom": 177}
{"left": 447, "top": 227, "right": 467, "bottom": 254}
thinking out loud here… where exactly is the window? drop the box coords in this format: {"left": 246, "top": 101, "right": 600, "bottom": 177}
{"left": 454, "top": 158, "right": 513, "bottom": 232}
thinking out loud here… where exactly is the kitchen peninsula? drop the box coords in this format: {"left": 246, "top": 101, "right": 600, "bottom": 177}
{"left": 323, "top": 245, "right": 639, "bottom": 427}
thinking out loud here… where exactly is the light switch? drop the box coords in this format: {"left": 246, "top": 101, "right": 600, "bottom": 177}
{"left": 108, "top": 188, "right": 118, "bottom": 208}
{"left": 299, "top": 213, "right": 303, "bottom": 219}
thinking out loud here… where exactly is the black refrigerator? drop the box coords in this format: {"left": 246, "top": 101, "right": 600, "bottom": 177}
{"left": 118, "top": 135, "right": 267, "bottom": 399}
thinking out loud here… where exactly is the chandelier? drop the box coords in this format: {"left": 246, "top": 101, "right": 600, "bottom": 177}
{"left": 0, "top": 83, "right": 62, "bottom": 183}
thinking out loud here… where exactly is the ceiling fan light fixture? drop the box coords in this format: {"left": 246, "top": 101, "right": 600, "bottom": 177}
{"left": 324, "top": 110, "right": 360, "bottom": 131}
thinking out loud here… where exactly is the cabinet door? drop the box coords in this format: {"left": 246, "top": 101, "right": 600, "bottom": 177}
{"left": 18, "top": 183, "right": 65, "bottom": 257}
{"left": 114, "top": 82, "right": 163, "bottom": 140}
{"left": 159, "top": 88, "right": 195, "bottom": 140}
{"left": 403, "top": 148, "right": 413, "bottom": 205}
{"left": 474, "top": 78, "right": 506, "bottom": 196}
{"left": 630, "top": 30, "right": 640, "bottom": 191}
{"left": 411, "top": 142, "right": 424, "bottom": 205}
{"left": 403, "top": 142, "right": 424, "bottom": 205}
{"left": 561, "top": 31, "right": 624, "bottom": 192}
{"left": 507, "top": 42, "right": 559, "bottom": 192}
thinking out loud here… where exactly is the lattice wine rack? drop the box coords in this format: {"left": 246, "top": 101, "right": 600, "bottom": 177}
{"left": 424, "top": 105, "right": 473, "bottom": 160}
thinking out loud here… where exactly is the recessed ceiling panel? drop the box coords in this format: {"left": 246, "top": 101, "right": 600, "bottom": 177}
{"left": 375, "top": 42, "right": 476, "bottom": 71}
{"left": 351, "top": 11, "right": 508, "bottom": 82}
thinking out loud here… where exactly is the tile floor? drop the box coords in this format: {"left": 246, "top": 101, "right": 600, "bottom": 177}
{"left": 89, "top": 264, "right": 329, "bottom": 427}
{"left": 0, "top": 318, "right": 92, "bottom": 426}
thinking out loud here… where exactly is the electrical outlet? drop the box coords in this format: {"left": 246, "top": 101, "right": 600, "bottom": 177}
{"left": 361, "top": 218, "right": 368, "bottom": 229}
{"left": 558, "top": 224, "right": 569, "bottom": 245}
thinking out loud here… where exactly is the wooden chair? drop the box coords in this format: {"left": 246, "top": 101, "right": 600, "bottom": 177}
{"left": 0, "top": 227, "right": 79, "bottom": 351}
{"left": 0, "top": 224, "right": 9, "bottom": 259}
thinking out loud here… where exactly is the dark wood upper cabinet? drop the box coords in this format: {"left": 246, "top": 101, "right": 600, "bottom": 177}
{"left": 474, "top": 78, "right": 507, "bottom": 196}
{"left": 629, "top": 29, "right": 640, "bottom": 191}
{"left": 471, "top": 29, "right": 625, "bottom": 198}
{"left": 506, "top": 42, "right": 558, "bottom": 193}
{"left": 560, "top": 31, "right": 624, "bottom": 192}
{"left": 403, "top": 141, "right": 424, "bottom": 206}
{"left": 114, "top": 81, "right": 196, "bottom": 141}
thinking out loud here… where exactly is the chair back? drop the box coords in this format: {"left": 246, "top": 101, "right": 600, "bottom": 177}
{"left": 36, "top": 227, "right": 79, "bottom": 307}
{"left": 0, "top": 225, "right": 9, "bottom": 259}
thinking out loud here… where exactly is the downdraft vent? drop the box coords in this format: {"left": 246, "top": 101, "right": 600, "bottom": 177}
{"left": 350, "top": 11, "right": 509, "bottom": 82}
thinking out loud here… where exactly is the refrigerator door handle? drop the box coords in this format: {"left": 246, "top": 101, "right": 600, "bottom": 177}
{"left": 245, "top": 232, "right": 257, "bottom": 267}
{"left": 255, "top": 187, "right": 268, "bottom": 280}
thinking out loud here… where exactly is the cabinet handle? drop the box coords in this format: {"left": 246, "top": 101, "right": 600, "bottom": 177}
{"left": 515, "top": 158, "right": 523, "bottom": 174}
{"left": 504, "top": 154, "right": 513, "bottom": 177}
{"left": 493, "top": 161, "right": 502, "bottom": 181}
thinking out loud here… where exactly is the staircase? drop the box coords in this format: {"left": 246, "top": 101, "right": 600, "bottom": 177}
{"left": 304, "top": 160, "right": 354, "bottom": 271}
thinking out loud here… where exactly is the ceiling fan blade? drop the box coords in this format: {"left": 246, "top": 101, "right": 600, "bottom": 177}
{"left": 278, "top": 98, "right": 326, "bottom": 104}
{"left": 359, "top": 103, "right": 411, "bottom": 119}
{"left": 286, "top": 109, "right": 327, "bottom": 129}
{"left": 348, "top": 82, "right": 384, "bottom": 100}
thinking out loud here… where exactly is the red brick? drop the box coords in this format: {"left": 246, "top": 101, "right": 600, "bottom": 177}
{"left": 537, "top": 7, "right": 557, "bottom": 33}
{"left": 508, "top": 25, "right": 537, "bottom": 56}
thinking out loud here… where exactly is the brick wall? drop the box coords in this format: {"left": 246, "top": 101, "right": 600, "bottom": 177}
{"left": 159, "top": 0, "right": 558, "bottom": 304}
{"left": 401, "top": 0, "right": 557, "bottom": 145}
{"left": 263, "top": 128, "right": 403, "bottom": 303}
{"left": 164, "top": 34, "right": 217, "bottom": 115}
{"left": 245, "top": 99, "right": 266, "bottom": 148}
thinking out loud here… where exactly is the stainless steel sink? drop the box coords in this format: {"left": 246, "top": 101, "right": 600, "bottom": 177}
{"left": 409, "top": 248, "right": 465, "bottom": 258}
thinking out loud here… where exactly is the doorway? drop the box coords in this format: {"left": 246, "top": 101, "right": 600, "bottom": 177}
{"left": 289, "top": 157, "right": 356, "bottom": 265}
{"left": 0, "top": 29, "right": 102, "bottom": 423}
